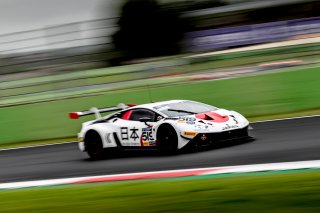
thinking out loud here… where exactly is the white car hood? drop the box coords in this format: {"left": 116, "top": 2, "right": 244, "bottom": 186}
{"left": 171, "top": 109, "right": 249, "bottom": 134}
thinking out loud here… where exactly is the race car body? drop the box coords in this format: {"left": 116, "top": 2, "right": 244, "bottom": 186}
{"left": 69, "top": 100, "right": 252, "bottom": 159}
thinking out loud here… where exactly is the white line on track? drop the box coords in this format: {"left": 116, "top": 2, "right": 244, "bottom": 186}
{"left": 1, "top": 114, "right": 319, "bottom": 151}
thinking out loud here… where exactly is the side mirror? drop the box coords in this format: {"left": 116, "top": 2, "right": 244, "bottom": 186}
{"left": 139, "top": 117, "right": 152, "bottom": 123}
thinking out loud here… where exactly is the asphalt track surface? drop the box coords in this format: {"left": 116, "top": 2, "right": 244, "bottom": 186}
{"left": 0, "top": 116, "right": 319, "bottom": 183}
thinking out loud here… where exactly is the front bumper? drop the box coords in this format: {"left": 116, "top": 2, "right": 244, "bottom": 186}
{"left": 190, "top": 126, "right": 251, "bottom": 146}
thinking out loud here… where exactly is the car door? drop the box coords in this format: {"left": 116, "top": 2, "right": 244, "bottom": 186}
{"left": 113, "top": 108, "right": 161, "bottom": 147}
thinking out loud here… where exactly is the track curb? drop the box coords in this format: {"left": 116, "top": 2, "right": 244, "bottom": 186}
{"left": 1, "top": 160, "right": 319, "bottom": 189}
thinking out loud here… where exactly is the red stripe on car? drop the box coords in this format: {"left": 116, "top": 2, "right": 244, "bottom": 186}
{"left": 195, "top": 112, "right": 229, "bottom": 123}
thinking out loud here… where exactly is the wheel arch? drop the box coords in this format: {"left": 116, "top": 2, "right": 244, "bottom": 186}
{"left": 84, "top": 129, "right": 100, "bottom": 142}
{"left": 156, "top": 123, "right": 181, "bottom": 154}
{"left": 82, "top": 124, "right": 118, "bottom": 149}
{"left": 156, "top": 123, "right": 177, "bottom": 137}
{"left": 155, "top": 121, "right": 192, "bottom": 150}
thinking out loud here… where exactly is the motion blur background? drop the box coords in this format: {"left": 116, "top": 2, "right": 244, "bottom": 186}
{"left": 1, "top": 0, "right": 320, "bottom": 146}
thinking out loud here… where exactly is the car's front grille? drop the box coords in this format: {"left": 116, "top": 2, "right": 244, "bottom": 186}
{"left": 192, "top": 126, "right": 249, "bottom": 146}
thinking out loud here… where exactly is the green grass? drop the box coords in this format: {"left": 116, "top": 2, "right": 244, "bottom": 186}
{"left": 1, "top": 66, "right": 320, "bottom": 145}
{"left": 1, "top": 170, "right": 319, "bottom": 213}
{"left": 0, "top": 77, "right": 184, "bottom": 107}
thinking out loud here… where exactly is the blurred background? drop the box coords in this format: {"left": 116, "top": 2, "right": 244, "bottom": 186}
{"left": 1, "top": 0, "right": 320, "bottom": 146}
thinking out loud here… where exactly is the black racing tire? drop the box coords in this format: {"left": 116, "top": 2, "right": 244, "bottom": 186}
{"left": 85, "top": 130, "right": 106, "bottom": 160}
{"left": 157, "top": 124, "right": 178, "bottom": 155}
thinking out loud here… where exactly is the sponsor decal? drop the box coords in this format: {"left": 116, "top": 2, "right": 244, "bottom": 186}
{"left": 186, "top": 117, "right": 196, "bottom": 124}
{"left": 121, "top": 127, "right": 139, "bottom": 141}
{"left": 177, "top": 119, "right": 186, "bottom": 123}
{"left": 176, "top": 117, "right": 196, "bottom": 124}
{"left": 194, "top": 124, "right": 209, "bottom": 131}
{"left": 120, "top": 127, "right": 129, "bottom": 140}
{"left": 165, "top": 117, "right": 179, "bottom": 121}
{"left": 121, "top": 142, "right": 133, "bottom": 146}
{"left": 200, "top": 134, "right": 207, "bottom": 141}
{"left": 130, "top": 127, "right": 139, "bottom": 141}
{"left": 230, "top": 115, "right": 239, "bottom": 124}
{"left": 141, "top": 127, "right": 156, "bottom": 146}
{"left": 222, "top": 124, "right": 239, "bottom": 131}
{"left": 183, "top": 132, "right": 197, "bottom": 137}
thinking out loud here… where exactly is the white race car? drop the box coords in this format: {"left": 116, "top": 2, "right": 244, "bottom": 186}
{"left": 69, "top": 100, "right": 253, "bottom": 159}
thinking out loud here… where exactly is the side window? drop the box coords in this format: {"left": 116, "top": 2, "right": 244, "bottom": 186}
{"left": 129, "top": 109, "right": 157, "bottom": 122}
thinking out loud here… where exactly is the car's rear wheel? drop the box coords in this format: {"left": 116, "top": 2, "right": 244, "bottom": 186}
{"left": 85, "top": 130, "right": 106, "bottom": 160}
{"left": 157, "top": 124, "right": 178, "bottom": 154}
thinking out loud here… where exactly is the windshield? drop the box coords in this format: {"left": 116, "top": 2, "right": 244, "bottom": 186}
{"left": 154, "top": 101, "right": 218, "bottom": 117}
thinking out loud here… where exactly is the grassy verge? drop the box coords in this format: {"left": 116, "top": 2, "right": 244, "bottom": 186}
{"left": 1, "top": 66, "right": 320, "bottom": 145}
{"left": 1, "top": 170, "right": 319, "bottom": 213}
{"left": 3, "top": 43, "right": 320, "bottom": 100}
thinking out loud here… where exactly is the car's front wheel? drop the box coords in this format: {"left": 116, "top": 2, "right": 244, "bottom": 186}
{"left": 157, "top": 124, "right": 178, "bottom": 155}
{"left": 85, "top": 130, "right": 106, "bottom": 160}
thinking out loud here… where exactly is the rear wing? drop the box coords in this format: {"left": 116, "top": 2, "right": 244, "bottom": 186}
{"left": 69, "top": 103, "right": 136, "bottom": 120}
